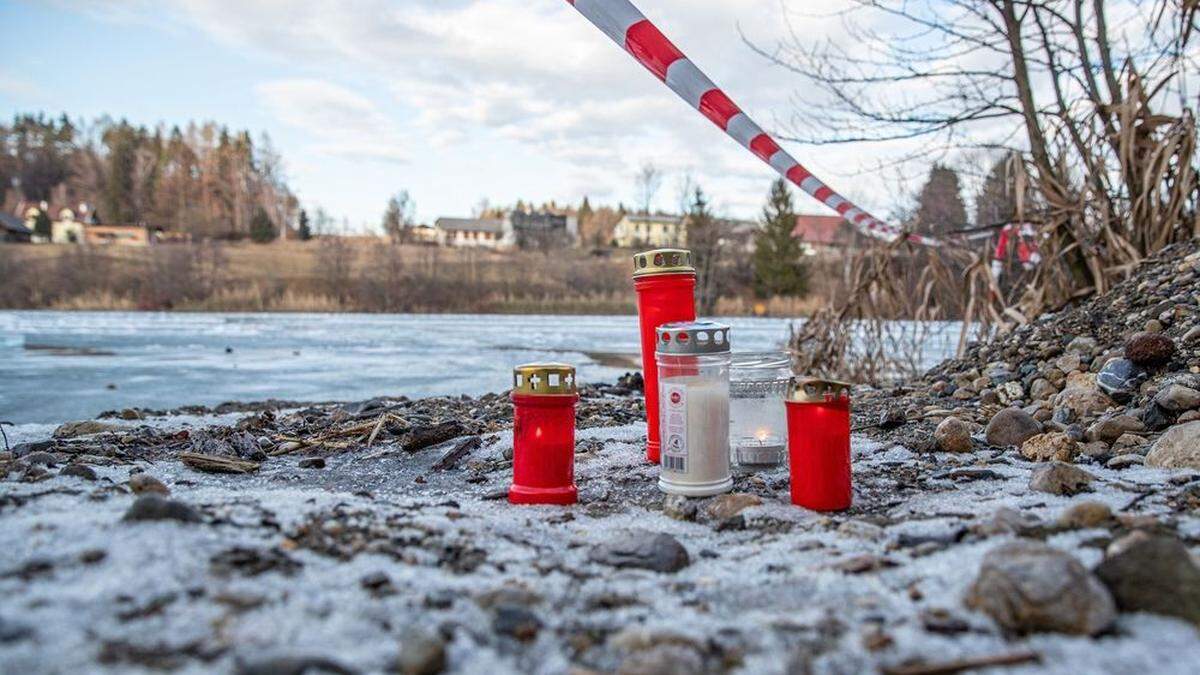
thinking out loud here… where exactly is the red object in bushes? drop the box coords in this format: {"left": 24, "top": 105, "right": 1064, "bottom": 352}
{"left": 786, "top": 379, "right": 852, "bottom": 512}
{"left": 509, "top": 364, "right": 579, "bottom": 505}
{"left": 633, "top": 249, "right": 696, "bottom": 464}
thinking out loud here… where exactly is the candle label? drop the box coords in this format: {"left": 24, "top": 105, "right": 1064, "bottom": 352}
{"left": 662, "top": 382, "right": 688, "bottom": 473}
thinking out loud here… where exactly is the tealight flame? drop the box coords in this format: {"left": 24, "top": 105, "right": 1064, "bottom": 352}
{"left": 755, "top": 428, "right": 770, "bottom": 441}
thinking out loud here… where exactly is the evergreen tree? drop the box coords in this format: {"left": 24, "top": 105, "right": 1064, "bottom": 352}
{"left": 249, "top": 207, "right": 277, "bottom": 243}
{"left": 975, "top": 156, "right": 1018, "bottom": 227}
{"left": 297, "top": 209, "right": 312, "bottom": 241}
{"left": 752, "top": 178, "right": 809, "bottom": 298}
{"left": 33, "top": 209, "right": 52, "bottom": 239}
{"left": 913, "top": 164, "right": 967, "bottom": 235}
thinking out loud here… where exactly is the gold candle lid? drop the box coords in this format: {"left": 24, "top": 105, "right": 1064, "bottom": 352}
{"left": 632, "top": 248, "right": 695, "bottom": 278}
{"left": 787, "top": 377, "right": 852, "bottom": 403}
{"left": 513, "top": 363, "right": 577, "bottom": 396}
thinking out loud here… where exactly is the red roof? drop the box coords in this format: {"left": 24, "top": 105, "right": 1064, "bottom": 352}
{"left": 792, "top": 215, "right": 845, "bottom": 245}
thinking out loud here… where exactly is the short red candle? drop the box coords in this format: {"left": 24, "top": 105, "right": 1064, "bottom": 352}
{"left": 509, "top": 364, "right": 579, "bottom": 505}
{"left": 633, "top": 249, "right": 696, "bottom": 464}
{"left": 785, "top": 378, "right": 852, "bottom": 511}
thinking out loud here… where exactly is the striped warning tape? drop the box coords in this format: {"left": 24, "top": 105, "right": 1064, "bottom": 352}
{"left": 564, "top": 0, "right": 941, "bottom": 247}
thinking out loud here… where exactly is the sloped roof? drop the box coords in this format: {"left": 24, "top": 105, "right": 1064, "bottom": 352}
{"left": 0, "top": 212, "right": 32, "bottom": 235}
{"left": 434, "top": 217, "right": 506, "bottom": 233}
{"left": 792, "top": 215, "right": 846, "bottom": 245}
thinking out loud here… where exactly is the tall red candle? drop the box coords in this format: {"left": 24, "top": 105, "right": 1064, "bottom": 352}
{"left": 785, "top": 377, "right": 852, "bottom": 512}
{"left": 509, "top": 363, "right": 579, "bottom": 505}
{"left": 633, "top": 248, "right": 696, "bottom": 464}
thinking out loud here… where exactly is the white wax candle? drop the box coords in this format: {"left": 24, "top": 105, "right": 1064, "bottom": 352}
{"left": 660, "top": 375, "right": 732, "bottom": 495}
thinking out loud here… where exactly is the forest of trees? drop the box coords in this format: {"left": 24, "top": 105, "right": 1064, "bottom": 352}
{"left": 0, "top": 113, "right": 298, "bottom": 240}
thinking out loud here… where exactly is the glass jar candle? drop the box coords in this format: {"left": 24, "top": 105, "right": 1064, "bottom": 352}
{"left": 729, "top": 352, "right": 791, "bottom": 471}
{"left": 655, "top": 321, "right": 732, "bottom": 497}
{"left": 509, "top": 363, "right": 579, "bottom": 505}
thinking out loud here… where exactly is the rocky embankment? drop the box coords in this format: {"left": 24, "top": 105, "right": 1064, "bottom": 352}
{"left": 3, "top": 246, "right": 1200, "bottom": 674}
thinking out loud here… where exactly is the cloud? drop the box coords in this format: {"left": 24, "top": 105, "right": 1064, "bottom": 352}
{"left": 256, "top": 79, "right": 408, "bottom": 164}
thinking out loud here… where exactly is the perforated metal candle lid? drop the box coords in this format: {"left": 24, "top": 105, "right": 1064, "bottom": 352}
{"left": 655, "top": 321, "right": 731, "bottom": 355}
{"left": 787, "top": 377, "right": 852, "bottom": 403}
{"left": 632, "top": 248, "right": 695, "bottom": 278}
{"left": 513, "top": 363, "right": 577, "bottom": 396}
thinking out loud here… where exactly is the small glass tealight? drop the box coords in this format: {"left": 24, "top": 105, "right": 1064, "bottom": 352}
{"left": 729, "top": 351, "right": 791, "bottom": 471}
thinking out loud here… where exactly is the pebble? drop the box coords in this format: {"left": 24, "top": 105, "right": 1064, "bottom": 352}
{"left": 59, "top": 464, "right": 97, "bottom": 481}
{"left": 1107, "top": 454, "right": 1146, "bottom": 469}
{"left": 1085, "top": 415, "right": 1145, "bottom": 443}
{"left": 121, "top": 495, "right": 201, "bottom": 523}
{"left": 1029, "top": 462, "right": 1094, "bottom": 495}
{"left": 1183, "top": 325, "right": 1200, "bottom": 344}
{"left": 1097, "top": 358, "right": 1147, "bottom": 402}
{"left": 298, "top": 457, "right": 327, "bottom": 469}
{"left": 661, "top": 495, "right": 697, "bottom": 522}
{"left": 1056, "top": 501, "right": 1113, "bottom": 529}
{"left": 1030, "top": 378, "right": 1058, "bottom": 401}
{"left": 22, "top": 451, "right": 58, "bottom": 467}
{"left": 236, "top": 655, "right": 356, "bottom": 675}
{"left": 934, "top": 417, "right": 973, "bottom": 453}
{"left": 704, "top": 493, "right": 761, "bottom": 521}
{"left": 52, "top": 420, "right": 120, "bottom": 439}
{"left": 129, "top": 473, "right": 170, "bottom": 496}
{"left": 492, "top": 604, "right": 541, "bottom": 642}
{"left": 985, "top": 408, "right": 1041, "bottom": 447}
{"left": 965, "top": 540, "right": 1115, "bottom": 635}
{"left": 589, "top": 532, "right": 690, "bottom": 573}
{"left": 1145, "top": 421, "right": 1200, "bottom": 469}
{"left": 1095, "top": 534, "right": 1200, "bottom": 627}
{"left": 1125, "top": 331, "right": 1176, "bottom": 367}
{"left": 1021, "top": 432, "right": 1078, "bottom": 463}
{"left": 395, "top": 627, "right": 446, "bottom": 675}
{"left": 1054, "top": 385, "right": 1116, "bottom": 418}
{"left": 1154, "top": 384, "right": 1200, "bottom": 412}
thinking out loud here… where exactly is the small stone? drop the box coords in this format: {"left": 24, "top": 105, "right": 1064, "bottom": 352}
{"left": 1066, "top": 336, "right": 1098, "bottom": 356}
{"left": 121, "top": 495, "right": 201, "bottom": 523}
{"left": 236, "top": 656, "right": 355, "bottom": 675}
{"left": 1143, "top": 319, "right": 1164, "bottom": 333}
{"left": 11, "top": 440, "right": 53, "bottom": 458}
{"left": 395, "top": 627, "right": 446, "bottom": 675}
{"left": 978, "top": 388, "right": 1000, "bottom": 405}
{"left": 1029, "top": 462, "right": 1094, "bottom": 495}
{"left": 129, "top": 474, "right": 170, "bottom": 496}
{"left": 589, "top": 532, "right": 690, "bottom": 573}
{"left": 492, "top": 604, "right": 541, "bottom": 642}
{"left": 1030, "top": 379, "right": 1058, "bottom": 401}
{"left": 59, "top": 464, "right": 97, "bottom": 481}
{"left": 952, "top": 387, "right": 977, "bottom": 401}
{"left": 1111, "top": 433, "right": 1148, "bottom": 453}
{"left": 119, "top": 408, "right": 141, "bottom": 420}
{"left": 704, "top": 493, "right": 761, "bottom": 521}
{"left": 965, "top": 540, "right": 1115, "bottom": 635}
{"left": 298, "top": 457, "right": 327, "bottom": 469}
{"left": 1141, "top": 403, "right": 1175, "bottom": 431}
{"left": 1182, "top": 411, "right": 1200, "bottom": 423}
{"left": 661, "top": 494, "right": 697, "bottom": 522}
{"left": 1085, "top": 415, "right": 1145, "bottom": 443}
{"left": 1145, "top": 421, "right": 1200, "bottom": 469}
{"left": 934, "top": 417, "right": 973, "bottom": 453}
{"left": 1095, "top": 535, "right": 1200, "bottom": 627}
{"left": 1154, "top": 384, "right": 1200, "bottom": 412}
{"left": 1057, "top": 501, "right": 1113, "bottom": 529}
{"left": 359, "top": 572, "right": 396, "bottom": 597}
{"left": 976, "top": 507, "right": 1042, "bottom": 537}
{"left": 1054, "top": 386, "right": 1115, "bottom": 418}
{"left": 985, "top": 408, "right": 1042, "bottom": 447}
{"left": 1183, "top": 325, "right": 1200, "bottom": 344}
{"left": 1056, "top": 353, "right": 1083, "bottom": 373}
{"left": 1107, "top": 454, "right": 1145, "bottom": 470}
{"left": 1094, "top": 360, "right": 1131, "bottom": 395}
{"left": 1021, "top": 432, "right": 1078, "bottom": 463}
{"left": 1079, "top": 441, "right": 1113, "bottom": 462}
{"left": 1125, "top": 332, "right": 1176, "bottom": 367}
{"left": 52, "top": 420, "right": 120, "bottom": 439}
{"left": 22, "top": 451, "right": 57, "bottom": 467}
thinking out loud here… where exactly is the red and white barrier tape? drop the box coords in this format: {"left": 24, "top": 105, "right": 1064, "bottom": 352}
{"left": 564, "top": 0, "right": 941, "bottom": 247}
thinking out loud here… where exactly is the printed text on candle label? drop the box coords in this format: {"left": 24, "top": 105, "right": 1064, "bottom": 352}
{"left": 663, "top": 383, "right": 687, "bottom": 473}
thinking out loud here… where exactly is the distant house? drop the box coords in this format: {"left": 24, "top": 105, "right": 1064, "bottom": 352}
{"left": 792, "top": 215, "right": 851, "bottom": 256}
{"left": 717, "top": 218, "right": 760, "bottom": 253}
{"left": 1, "top": 212, "right": 32, "bottom": 243}
{"left": 434, "top": 217, "right": 513, "bottom": 249}
{"left": 22, "top": 202, "right": 98, "bottom": 244}
{"left": 510, "top": 210, "right": 577, "bottom": 248}
{"left": 408, "top": 224, "right": 441, "bottom": 246}
{"left": 612, "top": 214, "right": 686, "bottom": 248}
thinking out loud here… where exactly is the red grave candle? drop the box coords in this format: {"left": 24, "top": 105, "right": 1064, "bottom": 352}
{"left": 509, "top": 363, "right": 579, "bottom": 505}
{"left": 633, "top": 248, "right": 696, "bottom": 464}
{"left": 785, "top": 377, "right": 853, "bottom": 512}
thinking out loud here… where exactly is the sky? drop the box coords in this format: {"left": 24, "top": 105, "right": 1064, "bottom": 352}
{"left": 0, "top": 0, "right": 939, "bottom": 231}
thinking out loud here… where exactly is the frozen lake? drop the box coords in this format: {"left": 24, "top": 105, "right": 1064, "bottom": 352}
{"left": 0, "top": 311, "right": 962, "bottom": 425}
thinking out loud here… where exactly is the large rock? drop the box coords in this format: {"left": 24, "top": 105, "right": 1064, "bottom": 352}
{"left": 1021, "top": 432, "right": 1078, "bottom": 463}
{"left": 1029, "top": 462, "right": 1094, "bottom": 495}
{"left": 589, "top": 532, "right": 690, "bottom": 573}
{"left": 964, "top": 541, "right": 1115, "bottom": 635}
{"left": 985, "top": 408, "right": 1041, "bottom": 447}
{"left": 1125, "top": 332, "right": 1176, "bottom": 367}
{"left": 1145, "top": 421, "right": 1200, "bottom": 469}
{"left": 934, "top": 417, "right": 974, "bottom": 453}
{"left": 1094, "top": 534, "right": 1200, "bottom": 627}
{"left": 1154, "top": 384, "right": 1200, "bottom": 412}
